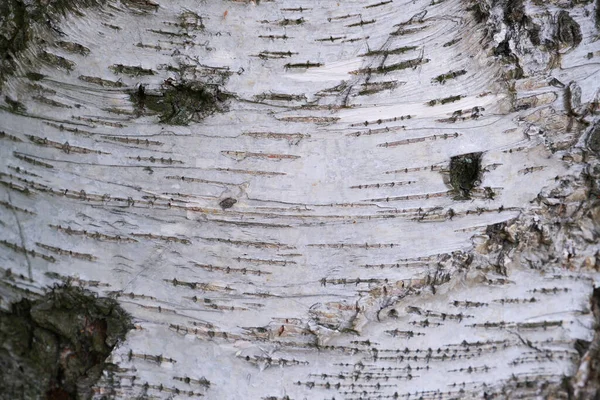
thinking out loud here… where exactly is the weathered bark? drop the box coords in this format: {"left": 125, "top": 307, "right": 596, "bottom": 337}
{"left": 1, "top": 0, "right": 599, "bottom": 399}
{"left": 0, "top": 285, "right": 132, "bottom": 399}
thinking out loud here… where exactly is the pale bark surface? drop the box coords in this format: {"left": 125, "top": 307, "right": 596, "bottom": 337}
{"left": 1, "top": 0, "right": 600, "bottom": 399}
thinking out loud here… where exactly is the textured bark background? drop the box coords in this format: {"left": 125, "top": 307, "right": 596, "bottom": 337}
{"left": 1, "top": 0, "right": 600, "bottom": 399}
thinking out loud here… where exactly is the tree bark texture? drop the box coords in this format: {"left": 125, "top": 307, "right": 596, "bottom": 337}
{"left": 1, "top": 0, "right": 600, "bottom": 399}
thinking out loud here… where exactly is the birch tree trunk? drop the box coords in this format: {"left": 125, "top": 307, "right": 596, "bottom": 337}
{"left": 1, "top": 0, "right": 600, "bottom": 399}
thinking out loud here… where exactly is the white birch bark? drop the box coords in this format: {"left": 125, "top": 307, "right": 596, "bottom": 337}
{"left": 1, "top": 0, "right": 600, "bottom": 398}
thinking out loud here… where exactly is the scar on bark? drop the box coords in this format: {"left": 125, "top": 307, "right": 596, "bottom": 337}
{"left": 448, "top": 152, "right": 483, "bottom": 200}
{"left": 219, "top": 197, "right": 237, "bottom": 209}
{"left": 556, "top": 11, "right": 582, "bottom": 49}
{"left": 0, "top": 284, "right": 132, "bottom": 400}
{"left": 130, "top": 80, "right": 230, "bottom": 125}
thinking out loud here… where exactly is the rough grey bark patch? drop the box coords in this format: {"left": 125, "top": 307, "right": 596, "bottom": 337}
{"left": 571, "top": 287, "right": 600, "bottom": 399}
{"left": 448, "top": 153, "right": 482, "bottom": 199}
{"left": 588, "top": 123, "right": 600, "bottom": 155}
{"left": 556, "top": 10, "right": 583, "bottom": 48}
{"left": 0, "top": 285, "right": 132, "bottom": 400}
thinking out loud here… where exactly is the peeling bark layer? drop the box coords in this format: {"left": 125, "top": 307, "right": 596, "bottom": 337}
{"left": 1, "top": 0, "right": 600, "bottom": 398}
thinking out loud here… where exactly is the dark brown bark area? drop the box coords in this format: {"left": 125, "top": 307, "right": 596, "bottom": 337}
{"left": 0, "top": 285, "right": 131, "bottom": 400}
